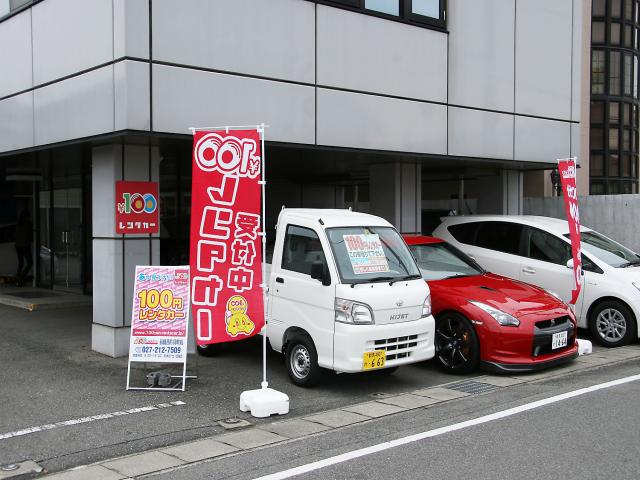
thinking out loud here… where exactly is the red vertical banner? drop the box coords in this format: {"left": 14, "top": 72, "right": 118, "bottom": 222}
{"left": 190, "top": 129, "right": 264, "bottom": 345}
{"left": 558, "top": 158, "right": 582, "bottom": 305}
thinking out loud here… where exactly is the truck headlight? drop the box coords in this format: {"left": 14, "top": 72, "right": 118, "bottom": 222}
{"left": 469, "top": 301, "right": 520, "bottom": 327}
{"left": 422, "top": 294, "right": 431, "bottom": 317}
{"left": 335, "top": 298, "right": 374, "bottom": 325}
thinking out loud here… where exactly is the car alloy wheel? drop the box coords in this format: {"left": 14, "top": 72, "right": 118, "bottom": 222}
{"left": 596, "top": 308, "right": 627, "bottom": 343}
{"left": 435, "top": 313, "right": 479, "bottom": 374}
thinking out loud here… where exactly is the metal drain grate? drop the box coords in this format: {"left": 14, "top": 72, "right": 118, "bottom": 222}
{"left": 445, "top": 380, "right": 498, "bottom": 395}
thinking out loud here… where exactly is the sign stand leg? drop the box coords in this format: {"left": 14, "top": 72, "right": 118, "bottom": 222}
{"left": 239, "top": 123, "right": 289, "bottom": 418}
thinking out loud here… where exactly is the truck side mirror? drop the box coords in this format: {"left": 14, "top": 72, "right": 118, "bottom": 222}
{"left": 310, "top": 261, "right": 331, "bottom": 286}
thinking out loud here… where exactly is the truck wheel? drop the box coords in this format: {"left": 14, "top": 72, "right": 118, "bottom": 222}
{"left": 286, "top": 336, "right": 322, "bottom": 387}
{"left": 435, "top": 312, "right": 480, "bottom": 374}
{"left": 589, "top": 300, "right": 636, "bottom": 348}
{"left": 196, "top": 344, "right": 219, "bottom": 357}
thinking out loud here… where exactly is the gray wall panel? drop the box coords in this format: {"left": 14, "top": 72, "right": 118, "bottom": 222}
{"left": 32, "top": 0, "right": 113, "bottom": 85}
{"left": 114, "top": 0, "right": 149, "bottom": 59}
{"left": 515, "top": 0, "right": 573, "bottom": 119}
{"left": 448, "top": 107, "right": 514, "bottom": 160}
{"left": 0, "top": 10, "right": 32, "bottom": 98}
{"left": 152, "top": 65, "right": 315, "bottom": 144}
{"left": 571, "top": 0, "right": 582, "bottom": 122}
{"left": 317, "top": 5, "right": 447, "bottom": 102}
{"left": 0, "top": 91, "right": 34, "bottom": 151}
{"left": 447, "top": 0, "right": 515, "bottom": 111}
{"left": 317, "top": 89, "right": 447, "bottom": 153}
{"left": 515, "top": 116, "right": 571, "bottom": 163}
{"left": 152, "top": 0, "right": 315, "bottom": 83}
{"left": 114, "top": 61, "right": 150, "bottom": 131}
{"left": 34, "top": 66, "right": 114, "bottom": 145}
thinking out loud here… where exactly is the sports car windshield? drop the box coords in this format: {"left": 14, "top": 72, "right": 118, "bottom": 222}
{"left": 408, "top": 242, "right": 484, "bottom": 281}
{"left": 564, "top": 231, "right": 640, "bottom": 267}
{"left": 326, "top": 227, "right": 420, "bottom": 284}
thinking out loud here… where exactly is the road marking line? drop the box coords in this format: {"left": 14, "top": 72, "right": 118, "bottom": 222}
{"left": 0, "top": 401, "right": 186, "bottom": 441}
{"left": 252, "top": 373, "right": 640, "bottom": 480}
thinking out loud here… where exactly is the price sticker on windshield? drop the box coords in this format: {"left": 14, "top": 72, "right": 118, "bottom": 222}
{"left": 344, "top": 234, "right": 390, "bottom": 274}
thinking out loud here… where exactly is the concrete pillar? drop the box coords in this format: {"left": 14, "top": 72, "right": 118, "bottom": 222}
{"left": 501, "top": 170, "right": 524, "bottom": 215}
{"left": 91, "top": 143, "right": 160, "bottom": 357}
{"left": 369, "top": 162, "right": 421, "bottom": 233}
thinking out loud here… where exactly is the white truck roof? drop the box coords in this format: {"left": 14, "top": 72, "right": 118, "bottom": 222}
{"left": 279, "top": 208, "right": 393, "bottom": 229}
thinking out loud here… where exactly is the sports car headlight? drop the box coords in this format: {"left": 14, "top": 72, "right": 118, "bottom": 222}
{"left": 335, "top": 298, "right": 374, "bottom": 325}
{"left": 468, "top": 301, "right": 520, "bottom": 327}
{"left": 422, "top": 294, "right": 431, "bottom": 317}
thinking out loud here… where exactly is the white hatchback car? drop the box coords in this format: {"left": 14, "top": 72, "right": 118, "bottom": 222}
{"left": 433, "top": 215, "right": 640, "bottom": 348}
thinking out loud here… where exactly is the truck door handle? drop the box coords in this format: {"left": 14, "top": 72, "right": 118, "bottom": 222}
{"left": 522, "top": 266, "right": 536, "bottom": 274}
{"left": 276, "top": 277, "right": 284, "bottom": 284}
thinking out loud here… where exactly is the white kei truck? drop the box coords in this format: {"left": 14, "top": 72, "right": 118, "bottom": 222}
{"left": 266, "top": 208, "right": 436, "bottom": 387}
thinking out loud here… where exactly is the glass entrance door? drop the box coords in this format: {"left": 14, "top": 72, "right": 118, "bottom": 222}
{"left": 51, "top": 152, "right": 84, "bottom": 292}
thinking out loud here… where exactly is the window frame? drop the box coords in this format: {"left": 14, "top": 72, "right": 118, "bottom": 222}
{"left": 280, "top": 224, "right": 329, "bottom": 277}
{"left": 310, "top": 0, "right": 447, "bottom": 31}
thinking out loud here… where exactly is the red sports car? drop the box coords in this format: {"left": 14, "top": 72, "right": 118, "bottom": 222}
{"left": 403, "top": 235, "right": 579, "bottom": 374}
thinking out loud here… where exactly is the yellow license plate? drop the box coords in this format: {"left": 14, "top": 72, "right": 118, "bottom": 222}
{"left": 363, "top": 350, "right": 386, "bottom": 370}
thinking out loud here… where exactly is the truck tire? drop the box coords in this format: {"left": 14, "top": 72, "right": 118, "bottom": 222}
{"left": 286, "top": 335, "right": 323, "bottom": 387}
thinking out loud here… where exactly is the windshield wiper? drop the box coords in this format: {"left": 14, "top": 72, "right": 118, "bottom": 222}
{"left": 442, "top": 274, "right": 473, "bottom": 280}
{"left": 389, "top": 274, "right": 422, "bottom": 285}
{"left": 619, "top": 259, "right": 640, "bottom": 268}
{"left": 366, "top": 276, "right": 396, "bottom": 283}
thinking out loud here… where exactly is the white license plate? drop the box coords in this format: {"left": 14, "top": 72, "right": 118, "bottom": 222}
{"left": 551, "top": 331, "right": 568, "bottom": 350}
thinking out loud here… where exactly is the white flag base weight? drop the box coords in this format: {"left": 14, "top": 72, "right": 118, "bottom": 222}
{"left": 240, "top": 385, "right": 289, "bottom": 418}
{"left": 576, "top": 338, "right": 593, "bottom": 356}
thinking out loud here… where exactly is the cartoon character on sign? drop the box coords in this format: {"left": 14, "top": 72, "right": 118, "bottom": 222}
{"left": 225, "top": 295, "right": 255, "bottom": 337}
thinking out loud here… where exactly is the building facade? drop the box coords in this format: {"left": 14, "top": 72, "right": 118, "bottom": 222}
{"left": 590, "top": 0, "right": 640, "bottom": 194}
{"left": 0, "top": 0, "right": 586, "bottom": 356}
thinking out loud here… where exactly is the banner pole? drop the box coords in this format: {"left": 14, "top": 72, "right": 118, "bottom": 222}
{"left": 259, "top": 123, "right": 268, "bottom": 389}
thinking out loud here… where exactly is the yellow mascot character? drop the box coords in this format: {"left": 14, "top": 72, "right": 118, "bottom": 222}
{"left": 225, "top": 295, "right": 255, "bottom": 337}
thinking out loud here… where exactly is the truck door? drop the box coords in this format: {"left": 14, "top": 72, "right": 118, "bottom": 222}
{"left": 269, "top": 224, "right": 335, "bottom": 369}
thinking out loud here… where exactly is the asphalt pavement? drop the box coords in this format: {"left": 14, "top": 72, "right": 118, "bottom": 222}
{"left": 1, "top": 303, "right": 639, "bottom": 479}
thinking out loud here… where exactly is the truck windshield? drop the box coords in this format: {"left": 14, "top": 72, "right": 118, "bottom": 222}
{"left": 326, "top": 227, "right": 421, "bottom": 284}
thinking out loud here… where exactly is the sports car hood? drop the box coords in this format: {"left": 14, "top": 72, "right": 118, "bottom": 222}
{"left": 429, "top": 273, "right": 568, "bottom": 318}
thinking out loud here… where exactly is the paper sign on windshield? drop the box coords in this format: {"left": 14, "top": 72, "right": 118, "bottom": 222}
{"left": 344, "top": 234, "right": 389, "bottom": 274}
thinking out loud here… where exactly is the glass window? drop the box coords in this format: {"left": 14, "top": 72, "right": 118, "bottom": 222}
{"left": 591, "top": 181, "right": 606, "bottom": 194}
{"left": 625, "top": 25, "right": 633, "bottom": 47}
{"left": 610, "top": 102, "right": 620, "bottom": 123}
{"left": 609, "top": 153, "right": 620, "bottom": 176}
{"left": 592, "top": 101, "right": 605, "bottom": 124}
{"left": 622, "top": 154, "right": 632, "bottom": 176}
{"left": 623, "top": 128, "right": 632, "bottom": 150}
{"left": 592, "top": 21, "right": 605, "bottom": 42}
{"left": 409, "top": 242, "right": 483, "bottom": 282}
{"left": 625, "top": 0, "right": 634, "bottom": 19}
{"left": 622, "top": 102, "right": 632, "bottom": 125}
{"left": 611, "top": 22, "right": 621, "bottom": 44}
{"left": 609, "top": 128, "right": 620, "bottom": 149}
{"left": 609, "top": 180, "right": 621, "bottom": 193}
{"left": 592, "top": 50, "right": 606, "bottom": 94}
{"left": 526, "top": 228, "right": 572, "bottom": 266}
{"left": 282, "top": 225, "right": 327, "bottom": 276}
{"left": 326, "top": 226, "right": 420, "bottom": 284}
{"left": 622, "top": 181, "right": 633, "bottom": 193}
{"left": 612, "top": 0, "right": 622, "bottom": 17}
{"left": 411, "top": 0, "right": 439, "bottom": 18}
{"left": 447, "top": 223, "right": 480, "bottom": 245}
{"left": 610, "top": 51, "right": 621, "bottom": 95}
{"left": 474, "top": 222, "right": 523, "bottom": 256}
{"left": 624, "top": 54, "right": 633, "bottom": 96}
{"left": 591, "top": 153, "right": 605, "bottom": 176}
{"left": 593, "top": 0, "right": 606, "bottom": 15}
{"left": 591, "top": 128, "right": 604, "bottom": 150}
{"left": 365, "top": 0, "right": 399, "bottom": 16}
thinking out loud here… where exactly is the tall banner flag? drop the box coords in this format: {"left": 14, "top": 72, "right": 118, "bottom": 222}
{"left": 558, "top": 158, "right": 582, "bottom": 305}
{"left": 190, "top": 129, "right": 264, "bottom": 345}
